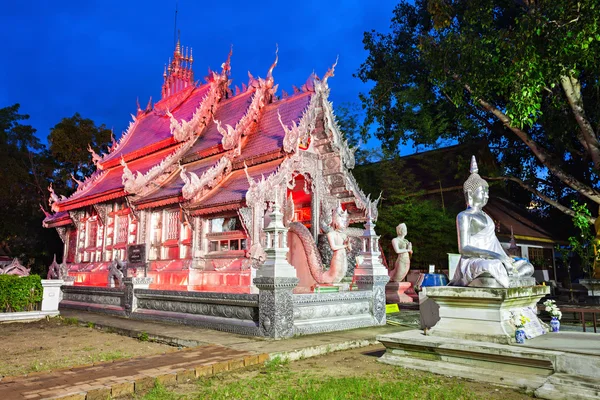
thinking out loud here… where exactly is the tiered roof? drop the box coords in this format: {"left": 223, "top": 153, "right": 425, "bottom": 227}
{"left": 43, "top": 42, "right": 365, "bottom": 228}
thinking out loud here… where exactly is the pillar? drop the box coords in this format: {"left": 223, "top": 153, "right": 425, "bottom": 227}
{"left": 353, "top": 211, "right": 389, "bottom": 325}
{"left": 253, "top": 202, "right": 298, "bottom": 338}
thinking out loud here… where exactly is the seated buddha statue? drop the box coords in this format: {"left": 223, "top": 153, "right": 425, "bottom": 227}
{"left": 449, "top": 156, "right": 534, "bottom": 288}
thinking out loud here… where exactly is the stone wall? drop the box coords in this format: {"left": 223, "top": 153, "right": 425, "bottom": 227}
{"left": 58, "top": 282, "right": 385, "bottom": 338}
{"left": 292, "top": 290, "right": 380, "bottom": 335}
{"left": 60, "top": 285, "right": 127, "bottom": 316}
{"left": 132, "top": 289, "right": 260, "bottom": 336}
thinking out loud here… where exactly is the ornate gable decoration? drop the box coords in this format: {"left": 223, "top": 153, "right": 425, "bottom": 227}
{"left": 280, "top": 88, "right": 319, "bottom": 153}
{"left": 314, "top": 60, "right": 357, "bottom": 170}
{"left": 167, "top": 50, "right": 232, "bottom": 143}
{"left": 215, "top": 51, "right": 278, "bottom": 153}
{"left": 244, "top": 150, "right": 305, "bottom": 208}
{"left": 120, "top": 52, "right": 233, "bottom": 198}
{"left": 180, "top": 155, "right": 233, "bottom": 202}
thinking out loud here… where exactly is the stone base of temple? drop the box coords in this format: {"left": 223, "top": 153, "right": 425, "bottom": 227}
{"left": 423, "top": 285, "right": 550, "bottom": 344}
{"left": 579, "top": 279, "right": 600, "bottom": 304}
{"left": 377, "top": 329, "right": 600, "bottom": 400}
{"left": 385, "top": 281, "right": 414, "bottom": 304}
{"left": 311, "top": 281, "right": 354, "bottom": 293}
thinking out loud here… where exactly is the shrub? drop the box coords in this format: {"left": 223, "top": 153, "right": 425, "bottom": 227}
{"left": 0, "top": 274, "right": 43, "bottom": 312}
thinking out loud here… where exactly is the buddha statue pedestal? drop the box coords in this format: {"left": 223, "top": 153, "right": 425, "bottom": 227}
{"left": 385, "top": 281, "right": 414, "bottom": 304}
{"left": 579, "top": 279, "right": 600, "bottom": 305}
{"left": 422, "top": 285, "right": 550, "bottom": 344}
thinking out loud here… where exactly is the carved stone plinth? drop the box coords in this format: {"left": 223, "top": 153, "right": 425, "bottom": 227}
{"left": 353, "top": 275, "right": 388, "bottom": 326}
{"left": 63, "top": 276, "right": 75, "bottom": 286}
{"left": 579, "top": 279, "right": 600, "bottom": 304}
{"left": 385, "top": 281, "right": 414, "bottom": 304}
{"left": 41, "top": 279, "right": 64, "bottom": 312}
{"left": 124, "top": 277, "right": 153, "bottom": 314}
{"left": 424, "top": 285, "right": 550, "bottom": 344}
{"left": 254, "top": 276, "right": 298, "bottom": 338}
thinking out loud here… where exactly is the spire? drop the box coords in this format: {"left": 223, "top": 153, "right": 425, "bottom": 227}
{"left": 161, "top": 33, "right": 195, "bottom": 99}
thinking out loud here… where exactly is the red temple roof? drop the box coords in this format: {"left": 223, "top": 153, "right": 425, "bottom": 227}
{"left": 190, "top": 159, "right": 283, "bottom": 214}
{"left": 46, "top": 47, "right": 332, "bottom": 218}
{"left": 240, "top": 92, "right": 312, "bottom": 162}
{"left": 101, "top": 84, "right": 212, "bottom": 168}
{"left": 185, "top": 90, "right": 255, "bottom": 160}
{"left": 57, "top": 146, "right": 180, "bottom": 211}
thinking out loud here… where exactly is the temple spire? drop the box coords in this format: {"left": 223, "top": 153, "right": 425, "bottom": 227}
{"left": 161, "top": 33, "right": 195, "bottom": 99}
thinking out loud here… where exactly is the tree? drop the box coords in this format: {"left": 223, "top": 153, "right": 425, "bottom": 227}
{"left": 357, "top": 0, "right": 600, "bottom": 223}
{"left": 48, "top": 113, "right": 112, "bottom": 196}
{"left": 0, "top": 104, "right": 61, "bottom": 271}
{"left": 353, "top": 157, "right": 458, "bottom": 268}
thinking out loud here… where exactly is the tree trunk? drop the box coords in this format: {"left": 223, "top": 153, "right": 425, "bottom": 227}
{"left": 560, "top": 75, "right": 600, "bottom": 170}
{"left": 463, "top": 83, "right": 600, "bottom": 206}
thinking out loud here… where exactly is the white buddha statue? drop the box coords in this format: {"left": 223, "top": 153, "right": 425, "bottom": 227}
{"left": 389, "top": 223, "right": 412, "bottom": 282}
{"left": 449, "top": 156, "right": 534, "bottom": 288}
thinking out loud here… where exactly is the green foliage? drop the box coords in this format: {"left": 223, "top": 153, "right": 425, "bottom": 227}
{"left": 0, "top": 274, "right": 43, "bottom": 312}
{"left": 148, "top": 367, "right": 477, "bottom": 400}
{"left": 378, "top": 200, "right": 457, "bottom": 268}
{"left": 566, "top": 201, "right": 596, "bottom": 276}
{"left": 264, "top": 355, "right": 289, "bottom": 372}
{"left": 357, "top": 0, "right": 600, "bottom": 218}
{"left": 47, "top": 113, "right": 112, "bottom": 197}
{"left": 138, "top": 331, "right": 149, "bottom": 342}
{"left": 62, "top": 317, "right": 79, "bottom": 325}
{"left": 142, "top": 383, "right": 182, "bottom": 400}
{"left": 0, "top": 104, "right": 112, "bottom": 273}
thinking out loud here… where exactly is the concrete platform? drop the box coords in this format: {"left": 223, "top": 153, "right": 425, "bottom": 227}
{"left": 60, "top": 310, "right": 404, "bottom": 360}
{"left": 378, "top": 329, "right": 600, "bottom": 400}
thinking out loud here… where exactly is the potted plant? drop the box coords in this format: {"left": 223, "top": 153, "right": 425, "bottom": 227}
{"left": 543, "top": 299, "right": 562, "bottom": 332}
{"left": 511, "top": 312, "right": 530, "bottom": 344}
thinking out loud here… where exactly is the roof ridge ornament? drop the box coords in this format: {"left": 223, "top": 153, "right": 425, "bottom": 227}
{"left": 167, "top": 49, "right": 232, "bottom": 143}
{"left": 180, "top": 155, "right": 233, "bottom": 202}
{"left": 280, "top": 85, "right": 320, "bottom": 153}
{"left": 87, "top": 144, "right": 104, "bottom": 170}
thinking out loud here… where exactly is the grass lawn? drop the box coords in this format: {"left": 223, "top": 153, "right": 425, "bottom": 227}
{"left": 136, "top": 345, "right": 533, "bottom": 400}
{"left": 0, "top": 316, "right": 174, "bottom": 377}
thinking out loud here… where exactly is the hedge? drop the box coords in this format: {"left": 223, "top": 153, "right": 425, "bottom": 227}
{"left": 0, "top": 274, "right": 43, "bottom": 312}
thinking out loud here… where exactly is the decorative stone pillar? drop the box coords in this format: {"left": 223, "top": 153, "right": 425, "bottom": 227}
{"left": 353, "top": 211, "right": 389, "bottom": 325}
{"left": 253, "top": 202, "right": 298, "bottom": 338}
{"left": 123, "top": 277, "right": 153, "bottom": 315}
{"left": 41, "top": 279, "right": 64, "bottom": 313}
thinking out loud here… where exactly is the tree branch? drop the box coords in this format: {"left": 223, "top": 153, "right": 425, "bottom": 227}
{"left": 484, "top": 175, "right": 596, "bottom": 224}
{"left": 460, "top": 81, "right": 600, "bottom": 204}
{"left": 560, "top": 74, "right": 600, "bottom": 170}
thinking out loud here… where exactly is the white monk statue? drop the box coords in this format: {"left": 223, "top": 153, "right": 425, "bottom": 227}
{"left": 326, "top": 204, "right": 350, "bottom": 282}
{"left": 389, "top": 223, "right": 412, "bottom": 282}
{"left": 449, "top": 156, "right": 534, "bottom": 288}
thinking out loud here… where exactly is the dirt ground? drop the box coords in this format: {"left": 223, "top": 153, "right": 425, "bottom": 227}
{"left": 0, "top": 317, "right": 174, "bottom": 377}
{"left": 169, "top": 344, "right": 533, "bottom": 400}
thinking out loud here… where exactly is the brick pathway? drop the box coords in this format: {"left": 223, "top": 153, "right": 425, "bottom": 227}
{"left": 0, "top": 344, "right": 266, "bottom": 400}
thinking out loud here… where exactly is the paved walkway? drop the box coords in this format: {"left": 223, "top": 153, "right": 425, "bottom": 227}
{"left": 59, "top": 310, "right": 402, "bottom": 359}
{"left": 0, "top": 345, "right": 261, "bottom": 400}
{"left": 0, "top": 311, "right": 403, "bottom": 399}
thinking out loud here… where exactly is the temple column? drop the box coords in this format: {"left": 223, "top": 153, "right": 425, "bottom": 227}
{"left": 311, "top": 175, "right": 320, "bottom": 241}
{"left": 353, "top": 212, "right": 389, "bottom": 325}
{"left": 254, "top": 202, "right": 298, "bottom": 338}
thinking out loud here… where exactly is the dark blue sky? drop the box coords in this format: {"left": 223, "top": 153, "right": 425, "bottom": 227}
{"left": 0, "top": 1, "right": 398, "bottom": 150}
